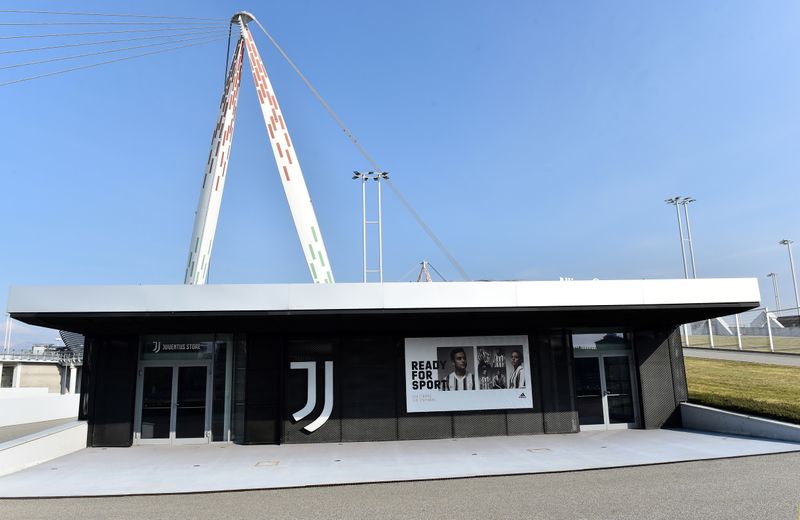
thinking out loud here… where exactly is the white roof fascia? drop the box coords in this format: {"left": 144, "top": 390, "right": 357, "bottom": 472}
{"left": 7, "top": 278, "right": 760, "bottom": 315}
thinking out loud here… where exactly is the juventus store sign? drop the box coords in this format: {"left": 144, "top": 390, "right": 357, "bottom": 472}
{"left": 405, "top": 336, "right": 533, "bottom": 413}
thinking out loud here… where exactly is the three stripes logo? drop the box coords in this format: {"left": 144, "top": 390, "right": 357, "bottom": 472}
{"left": 290, "top": 361, "right": 333, "bottom": 433}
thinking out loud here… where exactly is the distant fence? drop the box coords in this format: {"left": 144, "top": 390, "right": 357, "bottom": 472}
{"left": 681, "top": 306, "right": 800, "bottom": 354}
{"left": 0, "top": 351, "right": 82, "bottom": 366}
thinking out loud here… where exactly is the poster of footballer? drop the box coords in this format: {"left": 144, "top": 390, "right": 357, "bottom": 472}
{"left": 404, "top": 335, "right": 533, "bottom": 413}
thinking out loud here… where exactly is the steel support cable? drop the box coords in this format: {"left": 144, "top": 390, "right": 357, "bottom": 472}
{"left": 247, "top": 17, "right": 471, "bottom": 281}
{"left": 0, "top": 27, "right": 226, "bottom": 40}
{"left": 0, "top": 21, "right": 229, "bottom": 26}
{"left": 0, "top": 37, "right": 225, "bottom": 87}
{"left": 428, "top": 262, "right": 449, "bottom": 282}
{"left": 223, "top": 24, "right": 232, "bottom": 87}
{"left": 0, "top": 10, "right": 226, "bottom": 21}
{"left": 0, "top": 33, "right": 229, "bottom": 70}
{"left": 0, "top": 29, "right": 227, "bottom": 55}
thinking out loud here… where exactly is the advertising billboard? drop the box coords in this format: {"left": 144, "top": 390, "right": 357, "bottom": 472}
{"left": 404, "top": 335, "right": 533, "bottom": 413}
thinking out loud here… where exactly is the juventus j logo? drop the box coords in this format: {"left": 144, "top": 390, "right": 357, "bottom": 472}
{"left": 152, "top": 341, "right": 161, "bottom": 354}
{"left": 290, "top": 361, "right": 333, "bottom": 433}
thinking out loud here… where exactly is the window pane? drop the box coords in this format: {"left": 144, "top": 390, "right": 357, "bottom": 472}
{"left": 176, "top": 366, "right": 207, "bottom": 438}
{"left": 574, "top": 358, "right": 604, "bottom": 425}
{"left": 141, "top": 367, "right": 172, "bottom": 439}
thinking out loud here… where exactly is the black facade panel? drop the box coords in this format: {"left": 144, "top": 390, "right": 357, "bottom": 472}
{"left": 341, "top": 414, "right": 397, "bottom": 442}
{"left": 634, "top": 328, "right": 680, "bottom": 428}
{"left": 398, "top": 414, "right": 453, "bottom": 440}
{"left": 284, "top": 339, "right": 341, "bottom": 444}
{"left": 211, "top": 342, "right": 227, "bottom": 441}
{"left": 538, "top": 331, "right": 578, "bottom": 434}
{"left": 86, "top": 335, "right": 138, "bottom": 447}
{"left": 506, "top": 409, "right": 545, "bottom": 435}
{"left": 340, "top": 337, "right": 398, "bottom": 442}
{"left": 243, "top": 334, "right": 281, "bottom": 444}
{"left": 74, "top": 312, "right": 690, "bottom": 445}
{"left": 453, "top": 411, "right": 507, "bottom": 438}
{"left": 232, "top": 335, "right": 247, "bottom": 443}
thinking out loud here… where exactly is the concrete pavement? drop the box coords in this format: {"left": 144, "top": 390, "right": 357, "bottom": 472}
{"left": 1, "top": 452, "right": 799, "bottom": 519}
{"left": 1, "top": 428, "right": 798, "bottom": 497}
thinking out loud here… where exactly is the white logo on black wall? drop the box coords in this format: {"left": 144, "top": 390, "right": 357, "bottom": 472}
{"left": 290, "top": 361, "right": 333, "bottom": 433}
{"left": 150, "top": 341, "right": 203, "bottom": 354}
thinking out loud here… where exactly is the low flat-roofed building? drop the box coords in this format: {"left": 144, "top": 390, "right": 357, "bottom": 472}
{"left": 7, "top": 278, "right": 759, "bottom": 447}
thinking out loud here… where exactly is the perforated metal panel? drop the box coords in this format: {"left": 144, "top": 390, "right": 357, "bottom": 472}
{"left": 506, "top": 410, "right": 545, "bottom": 435}
{"left": 340, "top": 337, "right": 398, "bottom": 442}
{"left": 633, "top": 329, "right": 678, "bottom": 429}
{"left": 398, "top": 414, "right": 453, "bottom": 440}
{"left": 668, "top": 328, "right": 688, "bottom": 403}
{"left": 453, "top": 412, "right": 507, "bottom": 438}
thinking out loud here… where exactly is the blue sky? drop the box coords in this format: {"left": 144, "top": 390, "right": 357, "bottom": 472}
{"left": 1, "top": 1, "right": 799, "bottom": 346}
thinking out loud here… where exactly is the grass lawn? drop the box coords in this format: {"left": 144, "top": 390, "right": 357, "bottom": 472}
{"left": 684, "top": 357, "right": 800, "bottom": 424}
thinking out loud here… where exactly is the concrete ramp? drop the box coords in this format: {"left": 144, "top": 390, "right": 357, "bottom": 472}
{"left": 0, "top": 420, "right": 86, "bottom": 477}
{"left": 681, "top": 402, "right": 800, "bottom": 443}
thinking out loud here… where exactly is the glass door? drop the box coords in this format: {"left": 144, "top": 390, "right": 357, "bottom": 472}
{"left": 136, "top": 363, "right": 211, "bottom": 444}
{"left": 176, "top": 366, "right": 208, "bottom": 439}
{"left": 574, "top": 354, "right": 638, "bottom": 430}
{"left": 140, "top": 367, "right": 173, "bottom": 440}
{"left": 575, "top": 357, "right": 605, "bottom": 426}
{"left": 602, "top": 355, "right": 636, "bottom": 427}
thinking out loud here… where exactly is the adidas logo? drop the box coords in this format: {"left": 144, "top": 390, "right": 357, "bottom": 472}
{"left": 518, "top": 392, "right": 526, "bottom": 398}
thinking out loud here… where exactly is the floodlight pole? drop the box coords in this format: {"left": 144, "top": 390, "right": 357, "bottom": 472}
{"left": 767, "top": 272, "right": 781, "bottom": 314}
{"left": 779, "top": 239, "right": 800, "bottom": 317}
{"left": 3, "top": 314, "right": 10, "bottom": 354}
{"left": 665, "top": 196, "right": 690, "bottom": 346}
{"left": 377, "top": 175, "right": 384, "bottom": 283}
{"left": 665, "top": 197, "right": 688, "bottom": 279}
{"left": 680, "top": 197, "right": 697, "bottom": 278}
{"left": 353, "top": 171, "right": 389, "bottom": 283}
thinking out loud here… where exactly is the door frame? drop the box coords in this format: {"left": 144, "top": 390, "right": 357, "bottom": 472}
{"left": 133, "top": 359, "right": 213, "bottom": 445}
{"left": 574, "top": 350, "right": 640, "bottom": 431}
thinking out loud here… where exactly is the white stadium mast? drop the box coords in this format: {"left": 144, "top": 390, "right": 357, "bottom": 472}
{"left": 185, "top": 11, "right": 334, "bottom": 285}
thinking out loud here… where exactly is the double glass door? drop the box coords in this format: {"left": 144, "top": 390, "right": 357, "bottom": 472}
{"left": 136, "top": 363, "right": 211, "bottom": 443}
{"left": 574, "top": 354, "right": 638, "bottom": 430}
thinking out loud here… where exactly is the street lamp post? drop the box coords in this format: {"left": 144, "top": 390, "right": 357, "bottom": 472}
{"left": 767, "top": 272, "right": 781, "bottom": 314}
{"left": 779, "top": 239, "right": 800, "bottom": 317}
